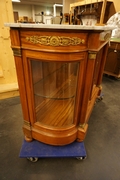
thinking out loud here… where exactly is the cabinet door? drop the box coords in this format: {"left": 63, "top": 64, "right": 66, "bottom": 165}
{"left": 31, "top": 60, "right": 79, "bottom": 127}
{"left": 22, "top": 50, "right": 85, "bottom": 145}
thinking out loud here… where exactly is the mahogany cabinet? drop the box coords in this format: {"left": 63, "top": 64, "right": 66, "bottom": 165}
{"left": 6, "top": 24, "right": 112, "bottom": 145}
{"left": 104, "top": 39, "right": 120, "bottom": 78}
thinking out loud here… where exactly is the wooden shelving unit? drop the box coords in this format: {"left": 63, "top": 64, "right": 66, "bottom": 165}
{"left": 69, "top": 0, "right": 115, "bottom": 25}
{"left": 104, "top": 39, "right": 120, "bottom": 78}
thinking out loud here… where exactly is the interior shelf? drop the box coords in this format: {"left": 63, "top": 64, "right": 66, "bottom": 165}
{"left": 34, "top": 74, "right": 76, "bottom": 99}
{"left": 36, "top": 97, "right": 74, "bottom": 127}
{"left": 33, "top": 62, "right": 77, "bottom": 100}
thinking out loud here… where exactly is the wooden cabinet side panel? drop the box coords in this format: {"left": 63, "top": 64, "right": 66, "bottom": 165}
{"left": 14, "top": 56, "right": 30, "bottom": 121}
{"left": 10, "top": 29, "right": 21, "bottom": 47}
{"left": 21, "top": 50, "right": 36, "bottom": 125}
{"left": 10, "top": 29, "right": 30, "bottom": 122}
{"left": 74, "top": 53, "right": 88, "bottom": 125}
{"left": 89, "top": 48, "right": 104, "bottom": 99}
{"left": 79, "top": 57, "right": 96, "bottom": 124}
{"left": 88, "top": 33, "right": 101, "bottom": 50}
{"left": 98, "top": 43, "right": 109, "bottom": 84}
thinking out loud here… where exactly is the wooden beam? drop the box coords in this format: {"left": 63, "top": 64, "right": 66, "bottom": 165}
{"left": 70, "top": 0, "right": 104, "bottom": 10}
{"left": 0, "top": 83, "right": 19, "bottom": 99}
{"left": 100, "top": 0, "right": 107, "bottom": 25}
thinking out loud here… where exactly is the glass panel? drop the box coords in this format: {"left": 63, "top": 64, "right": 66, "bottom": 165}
{"left": 31, "top": 60, "right": 79, "bottom": 127}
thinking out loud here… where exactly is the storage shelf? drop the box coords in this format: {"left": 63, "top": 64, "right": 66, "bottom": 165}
{"left": 34, "top": 75, "right": 76, "bottom": 99}
{"left": 36, "top": 97, "right": 74, "bottom": 127}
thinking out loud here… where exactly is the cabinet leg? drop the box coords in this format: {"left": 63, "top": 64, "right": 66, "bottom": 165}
{"left": 24, "top": 135, "right": 33, "bottom": 142}
{"left": 23, "top": 120, "right": 33, "bottom": 142}
{"left": 77, "top": 124, "right": 88, "bottom": 142}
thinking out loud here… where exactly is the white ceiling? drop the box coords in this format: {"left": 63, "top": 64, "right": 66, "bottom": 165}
{"left": 13, "top": 0, "right": 63, "bottom": 7}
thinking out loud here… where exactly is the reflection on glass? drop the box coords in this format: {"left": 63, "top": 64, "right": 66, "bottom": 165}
{"left": 31, "top": 60, "right": 79, "bottom": 127}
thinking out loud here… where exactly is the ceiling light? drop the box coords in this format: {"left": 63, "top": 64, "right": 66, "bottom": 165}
{"left": 12, "top": 0, "right": 20, "bottom": 2}
{"left": 46, "top": 11, "right": 50, "bottom": 15}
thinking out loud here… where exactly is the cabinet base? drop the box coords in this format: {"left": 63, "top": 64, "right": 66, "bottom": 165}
{"left": 104, "top": 71, "right": 120, "bottom": 79}
{"left": 77, "top": 124, "right": 88, "bottom": 142}
{"left": 24, "top": 135, "right": 33, "bottom": 142}
{"left": 23, "top": 123, "right": 88, "bottom": 145}
{"left": 31, "top": 127, "right": 77, "bottom": 146}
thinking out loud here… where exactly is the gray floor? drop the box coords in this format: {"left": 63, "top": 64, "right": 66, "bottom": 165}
{"left": 0, "top": 75, "right": 120, "bottom": 180}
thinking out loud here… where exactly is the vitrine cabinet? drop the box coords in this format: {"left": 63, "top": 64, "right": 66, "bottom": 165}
{"left": 6, "top": 23, "right": 113, "bottom": 145}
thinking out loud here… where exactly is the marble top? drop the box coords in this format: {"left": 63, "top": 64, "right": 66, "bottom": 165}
{"left": 4, "top": 23, "right": 116, "bottom": 31}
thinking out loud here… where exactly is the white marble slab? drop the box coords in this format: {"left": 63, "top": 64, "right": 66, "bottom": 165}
{"left": 4, "top": 23, "right": 116, "bottom": 31}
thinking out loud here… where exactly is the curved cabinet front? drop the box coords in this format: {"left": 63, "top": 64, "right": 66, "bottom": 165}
{"left": 22, "top": 49, "right": 86, "bottom": 145}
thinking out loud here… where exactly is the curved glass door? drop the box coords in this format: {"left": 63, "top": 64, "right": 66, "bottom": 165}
{"left": 31, "top": 60, "right": 79, "bottom": 127}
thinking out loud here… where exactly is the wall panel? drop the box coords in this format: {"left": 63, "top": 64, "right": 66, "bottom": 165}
{"left": 0, "top": 0, "right": 19, "bottom": 100}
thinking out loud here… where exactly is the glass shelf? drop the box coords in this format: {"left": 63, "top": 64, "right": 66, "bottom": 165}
{"left": 33, "top": 63, "right": 78, "bottom": 100}
{"left": 34, "top": 74, "right": 77, "bottom": 100}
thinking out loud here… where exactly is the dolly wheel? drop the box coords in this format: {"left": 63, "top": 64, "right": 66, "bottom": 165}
{"left": 27, "top": 157, "right": 39, "bottom": 162}
{"left": 76, "top": 156, "right": 86, "bottom": 160}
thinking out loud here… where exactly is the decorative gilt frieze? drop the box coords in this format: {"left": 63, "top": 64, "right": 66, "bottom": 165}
{"left": 26, "top": 36, "right": 85, "bottom": 47}
{"left": 24, "top": 120, "right": 31, "bottom": 127}
{"left": 88, "top": 51, "right": 97, "bottom": 60}
{"left": 99, "top": 31, "right": 111, "bottom": 41}
{"left": 12, "top": 48, "right": 21, "bottom": 57}
{"left": 79, "top": 123, "right": 86, "bottom": 129}
{"left": 97, "top": 85, "right": 102, "bottom": 90}
{"left": 104, "top": 33, "right": 111, "bottom": 41}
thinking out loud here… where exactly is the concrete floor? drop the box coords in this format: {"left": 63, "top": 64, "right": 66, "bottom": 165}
{"left": 0, "top": 75, "right": 120, "bottom": 180}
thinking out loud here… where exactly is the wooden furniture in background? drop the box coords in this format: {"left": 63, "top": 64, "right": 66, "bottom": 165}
{"left": 7, "top": 24, "right": 112, "bottom": 146}
{"left": 104, "top": 39, "right": 120, "bottom": 78}
{"left": 64, "top": 13, "right": 70, "bottom": 24}
{"left": 70, "top": 0, "right": 115, "bottom": 25}
{"left": 13, "top": 11, "right": 19, "bottom": 23}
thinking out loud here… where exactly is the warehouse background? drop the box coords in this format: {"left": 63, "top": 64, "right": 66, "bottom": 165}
{"left": 0, "top": 0, "right": 120, "bottom": 99}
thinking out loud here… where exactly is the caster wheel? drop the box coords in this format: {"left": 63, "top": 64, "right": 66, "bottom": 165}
{"left": 27, "top": 157, "right": 39, "bottom": 162}
{"left": 76, "top": 156, "right": 86, "bottom": 160}
{"left": 99, "top": 96, "right": 103, "bottom": 100}
{"left": 115, "top": 77, "right": 120, "bottom": 81}
{"left": 97, "top": 96, "right": 103, "bottom": 102}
